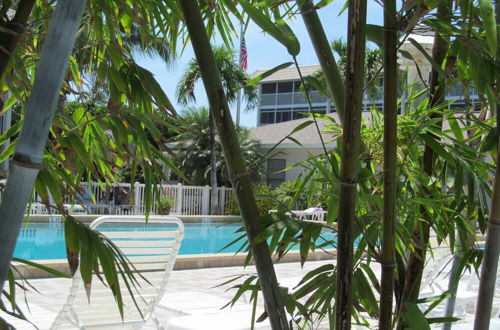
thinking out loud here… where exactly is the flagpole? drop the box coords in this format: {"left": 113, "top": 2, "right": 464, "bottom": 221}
{"left": 236, "top": 23, "right": 244, "bottom": 126}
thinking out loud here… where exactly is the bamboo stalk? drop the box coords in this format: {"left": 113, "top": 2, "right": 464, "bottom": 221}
{"left": 297, "top": 0, "right": 345, "bottom": 121}
{"left": 0, "top": 0, "right": 36, "bottom": 83}
{"left": 335, "top": 0, "right": 367, "bottom": 329}
{"left": 177, "top": 1, "right": 289, "bottom": 329}
{"left": 395, "top": 4, "right": 450, "bottom": 328}
{"left": 473, "top": 3, "right": 500, "bottom": 328}
{"left": 474, "top": 124, "right": 500, "bottom": 330}
{"left": 0, "top": 0, "right": 87, "bottom": 292}
{"left": 379, "top": 0, "right": 398, "bottom": 327}
{"left": 442, "top": 90, "right": 474, "bottom": 330}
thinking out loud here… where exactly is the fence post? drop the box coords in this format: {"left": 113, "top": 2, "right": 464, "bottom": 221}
{"left": 176, "top": 183, "right": 183, "bottom": 214}
{"left": 134, "top": 182, "right": 140, "bottom": 207}
{"left": 202, "top": 185, "right": 210, "bottom": 215}
{"left": 220, "top": 186, "right": 226, "bottom": 214}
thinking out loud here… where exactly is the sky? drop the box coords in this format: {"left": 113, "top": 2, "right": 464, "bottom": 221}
{"left": 138, "top": 2, "right": 384, "bottom": 128}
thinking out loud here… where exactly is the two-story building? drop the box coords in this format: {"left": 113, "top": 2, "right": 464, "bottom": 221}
{"left": 250, "top": 34, "right": 480, "bottom": 188}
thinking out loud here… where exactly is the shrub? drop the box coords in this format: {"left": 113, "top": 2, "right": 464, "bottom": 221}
{"left": 225, "top": 184, "right": 279, "bottom": 216}
{"left": 156, "top": 196, "right": 176, "bottom": 215}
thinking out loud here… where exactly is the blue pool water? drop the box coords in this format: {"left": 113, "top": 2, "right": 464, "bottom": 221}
{"left": 14, "top": 222, "right": 337, "bottom": 260}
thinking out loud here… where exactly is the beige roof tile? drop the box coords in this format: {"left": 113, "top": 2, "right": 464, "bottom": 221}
{"left": 250, "top": 113, "right": 340, "bottom": 146}
{"left": 250, "top": 65, "right": 321, "bottom": 83}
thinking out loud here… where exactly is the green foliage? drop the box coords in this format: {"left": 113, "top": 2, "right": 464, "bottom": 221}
{"left": 156, "top": 196, "right": 175, "bottom": 215}
{"left": 301, "top": 38, "right": 396, "bottom": 103}
{"left": 225, "top": 184, "right": 279, "bottom": 216}
{"left": 176, "top": 46, "right": 258, "bottom": 110}
{"left": 1, "top": 0, "right": 499, "bottom": 327}
{"left": 171, "top": 107, "right": 265, "bottom": 186}
{"left": 225, "top": 88, "right": 494, "bottom": 327}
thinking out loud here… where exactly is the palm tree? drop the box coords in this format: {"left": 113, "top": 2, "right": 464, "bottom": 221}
{"left": 171, "top": 107, "right": 265, "bottom": 186}
{"left": 177, "top": 46, "right": 257, "bottom": 108}
{"left": 176, "top": 46, "right": 258, "bottom": 215}
{"left": 303, "top": 39, "right": 383, "bottom": 105}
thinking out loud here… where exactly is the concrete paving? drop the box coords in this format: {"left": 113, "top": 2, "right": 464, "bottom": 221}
{"left": 1, "top": 257, "right": 498, "bottom": 329}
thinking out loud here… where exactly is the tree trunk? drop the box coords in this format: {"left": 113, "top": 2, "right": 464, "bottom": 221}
{"left": 335, "top": 0, "right": 367, "bottom": 329}
{"left": 0, "top": 0, "right": 36, "bottom": 86}
{"left": 0, "top": 0, "right": 87, "bottom": 292}
{"left": 177, "top": 1, "right": 289, "bottom": 329}
{"left": 379, "top": 0, "right": 397, "bottom": 327}
{"left": 473, "top": 3, "right": 500, "bottom": 328}
{"left": 297, "top": 0, "right": 345, "bottom": 120}
{"left": 395, "top": 4, "right": 450, "bottom": 328}
{"left": 209, "top": 109, "right": 219, "bottom": 215}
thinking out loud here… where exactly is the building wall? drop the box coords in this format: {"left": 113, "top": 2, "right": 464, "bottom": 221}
{"left": 256, "top": 78, "right": 384, "bottom": 126}
{"left": 264, "top": 147, "right": 326, "bottom": 186}
{"left": 258, "top": 80, "right": 330, "bottom": 126}
{"left": 257, "top": 52, "right": 481, "bottom": 127}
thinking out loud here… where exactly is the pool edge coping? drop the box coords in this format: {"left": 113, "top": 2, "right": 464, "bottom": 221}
{"left": 12, "top": 249, "right": 338, "bottom": 279}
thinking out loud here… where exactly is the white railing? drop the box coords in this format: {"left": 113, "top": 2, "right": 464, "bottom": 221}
{"left": 25, "top": 182, "right": 235, "bottom": 216}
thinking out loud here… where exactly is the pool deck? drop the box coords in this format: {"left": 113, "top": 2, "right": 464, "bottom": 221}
{"left": 2, "top": 256, "right": 499, "bottom": 329}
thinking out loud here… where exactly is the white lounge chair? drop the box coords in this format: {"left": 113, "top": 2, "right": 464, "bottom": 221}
{"left": 269, "top": 208, "right": 327, "bottom": 222}
{"left": 50, "top": 215, "right": 184, "bottom": 329}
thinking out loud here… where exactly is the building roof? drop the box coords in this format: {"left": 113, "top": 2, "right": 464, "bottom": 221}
{"left": 250, "top": 113, "right": 340, "bottom": 147}
{"left": 250, "top": 64, "right": 321, "bottom": 84}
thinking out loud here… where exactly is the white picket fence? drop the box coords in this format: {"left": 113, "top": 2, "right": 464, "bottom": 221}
{"left": 27, "top": 182, "right": 235, "bottom": 216}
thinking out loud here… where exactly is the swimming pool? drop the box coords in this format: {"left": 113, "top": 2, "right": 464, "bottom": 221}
{"left": 14, "top": 222, "right": 337, "bottom": 260}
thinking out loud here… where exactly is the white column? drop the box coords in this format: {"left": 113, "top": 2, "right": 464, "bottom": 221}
{"left": 176, "top": 183, "right": 183, "bottom": 214}
{"left": 202, "top": 185, "right": 210, "bottom": 215}
{"left": 134, "top": 182, "right": 140, "bottom": 207}
{"left": 220, "top": 186, "right": 226, "bottom": 214}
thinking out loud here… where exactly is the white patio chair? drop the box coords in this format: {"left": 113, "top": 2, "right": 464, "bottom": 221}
{"left": 50, "top": 215, "right": 184, "bottom": 329}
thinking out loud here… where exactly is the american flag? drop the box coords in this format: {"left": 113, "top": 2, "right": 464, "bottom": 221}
{"left": 240, "top": 38, "right": 247, "bottom": 71}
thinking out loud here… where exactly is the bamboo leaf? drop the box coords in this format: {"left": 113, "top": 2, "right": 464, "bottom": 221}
{"left": 0, "top": 120, "right": 22, "bottom": 145}
{"left": 291, "top": 120, "right": 313, "bottom": 134}
{"left": 408, "top": 38, "right": 446, "bottom": 78}
{"left": 11, "top": 258, "right": 70, "bottom": 278}
{"left": 286, "top": 136, "right": 303, "bottom": 146}
{"left": 419, "top": 133, "right": 455, "bottom": 164}
{"left": 426, "top": 317, "right": 460, "bottom": 324}
{"left": 478, "top": 0, "right": 497, "bottom": 56}
{"left": 402, "top": 303, "right": 430, "bottom": 329}
{"left": 239, "top": 0, "right": 300, "bottom": 56}
{"left": 79, "top": 228, "right": 94, "bottom": 300}
{"left": 480, "top": 127, "right": 497, "bottom": 152}
{"left": 447, "top": 117, "right": 464, "bottom": 141}
{"left": 246, "top": 62, "right": 293, "bottom": 86}
{"left": 0, "top": 141, "right": 17, "bottom": 163}
{"left": 353, "top": 268, "right": 379, "bottom": 315}
{"left": 95, "top": 238, "right": 124, "bottom": 318}
{"left": 64, "top": 216, "right": 80, "bottom": 276}
{"left": 366, "top": 24, "right": 384, "bottom": 49}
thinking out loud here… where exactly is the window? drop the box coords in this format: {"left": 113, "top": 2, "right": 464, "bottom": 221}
{"left": 262, "top": 83, "right": 277, "bottom": 94}
{"left": 278, "top": 82, "right": 293, "bottom": 93}
{"left": 260, "top": 111, "right": 275, "bottom": 124}
{"left": 267, "top": 159, "right": 286, "bottom": 188}
{"left": 276, "top": 110, "right": 292, "bottom": 123}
